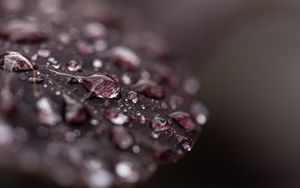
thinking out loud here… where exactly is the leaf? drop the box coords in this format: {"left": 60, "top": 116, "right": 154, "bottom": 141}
{"left": 0, "top": 0, "right": 208, "bottom": 187}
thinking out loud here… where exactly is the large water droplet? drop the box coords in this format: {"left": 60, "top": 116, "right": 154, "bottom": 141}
{"left": 110, "top": 47, "right": 141, "bottom": 70}
{"left": 0, "top": 51, "right": 35, "bottom": 72}
{"left": 50, "top": 70, "right": 120, "bottom": 99}
{"left": 36, "top": 97, "right": 61, "bottom": 126}
{"left": 0, "top": 19, "right": 47, "bottom": 42}
{"left": 170, "top": 111, "right": 196, "bottom": 132}
{"left": 110, "top": 126, "right": 134, "bottom": 150}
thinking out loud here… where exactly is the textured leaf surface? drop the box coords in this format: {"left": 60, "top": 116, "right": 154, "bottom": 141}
{"left": 0, "top": 0, "right": 208, "bottom": 187}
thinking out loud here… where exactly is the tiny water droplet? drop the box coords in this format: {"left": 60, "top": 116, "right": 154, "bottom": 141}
{"left": 151, "top": 116, "right": 171, "bottom": 132}
{"left": 191, "top": 102, "right": 208, "bottom": 125}
{"left": 92, "top": 59, "right": 103, "bottom": 69}
{"left": 110, "top": 126, "right": 134, "bottom": 150}
{"left": 0, "top": 51, "right": 35, "bottom": 72}
{"left": 170, "top": 111, "right": 196, "bottom": 132}
{"left": 67, "top": 60, "right": 82, "bottom": 72}
{"left": 37, "top": 49, "right": 50, "bottom": 58}
{"left": 105, "top": 109, "right": 129, "bottom": 125}
{"left": 28, "top": 75, "right": 44, "bottom": 83}
{"left": 127, "top": 91, "right": 138, "bottom": 104}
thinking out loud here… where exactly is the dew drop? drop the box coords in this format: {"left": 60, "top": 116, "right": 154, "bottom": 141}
{"left": 92, "top": 59, "right": 103, "bottom": 69}
{"left": 191, "top": 102, "right": 208, "bottom": 125}
{"left": 105, "top": 109, "right": 129, "bottom": 125}
{"left": 132, "top": 79, "right": 164, "bottom": 99}
{"left": 170, "top": 111, "right": 196, "bottom": 132}
{"left": 115, "top": 161, "right": 139, "bottom": 183}
{"left": 151, "top": 116, "right": 171, "bottom": 132}
{"left": 37, "top": 49, "right": 50, "bottom": 58}
{"left": 110, "top": 126, "right": 134, "bottom": 150}
{"left": 50, "top": 70, "right": 120, "bottom": 99}
{"left": 126, "top": 91, "right": 138, "bottom": 104}
{"left": 36, "top": 97, "right": 61, "bottom": 126}
{"left": 64, "top": 95, "right": 87, "bottom": 124}
{"left": 0, "top": 19, "right": 47, "bottom": 42}
{"left": 67, "top": 60, "right": 82, "bottom": 72}
{"left": 0, "top": 51, "right": 35, "bottom": 72}
{"left": 175, "top": 134, "right": 193, "bottom": 152}
{"left": 110, "top": 47, "right": 141, "bottom": 70}
{"left": 28, "top": 75, "right": 44, "bottom": 83}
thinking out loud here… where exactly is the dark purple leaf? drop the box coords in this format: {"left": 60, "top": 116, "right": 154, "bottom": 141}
{"left": 0, "top": 0, "right": 207, "bottom": 187}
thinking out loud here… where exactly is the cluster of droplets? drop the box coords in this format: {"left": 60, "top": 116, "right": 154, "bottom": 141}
{"left": 0, "top": 1, "right": 209, "bottom": 187}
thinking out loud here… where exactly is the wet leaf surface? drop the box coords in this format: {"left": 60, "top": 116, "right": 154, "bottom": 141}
{"left": 0, "top": 0, "right": 207, "bottom": 187}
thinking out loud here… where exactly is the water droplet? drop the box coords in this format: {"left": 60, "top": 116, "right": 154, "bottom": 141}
{"left": 110, "top": 126, "right": 134, "bottom": 150}
{"left": 191, "top": 102, "right": 208, "bottom": 125}
{"left": 110, "top": 47, "right": 141, "bottom": 70}
{"left": 83, "top": 22, "right": 107, "bottom": 39}
{"left": 170, "top": 111, "right": 196, "bottom": 132}
{"left": 121, "top": 73, "right": 132, "bottom": 85}
{"left": 67, "top": 60, "right": 82, "bottom": 72}
{"left": 64, "top": 95, "right": 87, "bottom": 124}
{"left": 36, "top": 97, "right": 61, "bottom": 126}
{"left": 50, "top": 70, "right": 120, "bottom": 99}
{"left": 132, "top": 79, "right": 164, "bottom": 99}
{"left": 115, "top": 161, "right": 139, "bottom": 183}
{"left": 175, "top": 134, "right": 193, "bottom": 152}
{"left": 105, "top": 109, "right": 129, "bottom": 125}
{"left": 127, "top": 91, "right": 138, "bottom": 104}
{"left": 0, "top": 19, "right": 47, "bottom": 42}
{"left": 37, "top": 49, "right": 50, "bottom": 58}
{"left": 28, "top": 75, "right": 44, "bottom": 83}
{"left": 151, "top": 116, "right": 171, "bottom": 132}
{"left": 92, "top": 59, "right": 103, "bottom": 69}
{"left": 0, "top": 51, "right": 35, "bottom": 72}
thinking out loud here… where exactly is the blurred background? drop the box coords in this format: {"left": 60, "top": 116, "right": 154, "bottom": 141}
{"left": 127, "top": 0, "right": 300, "bottom": 187}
